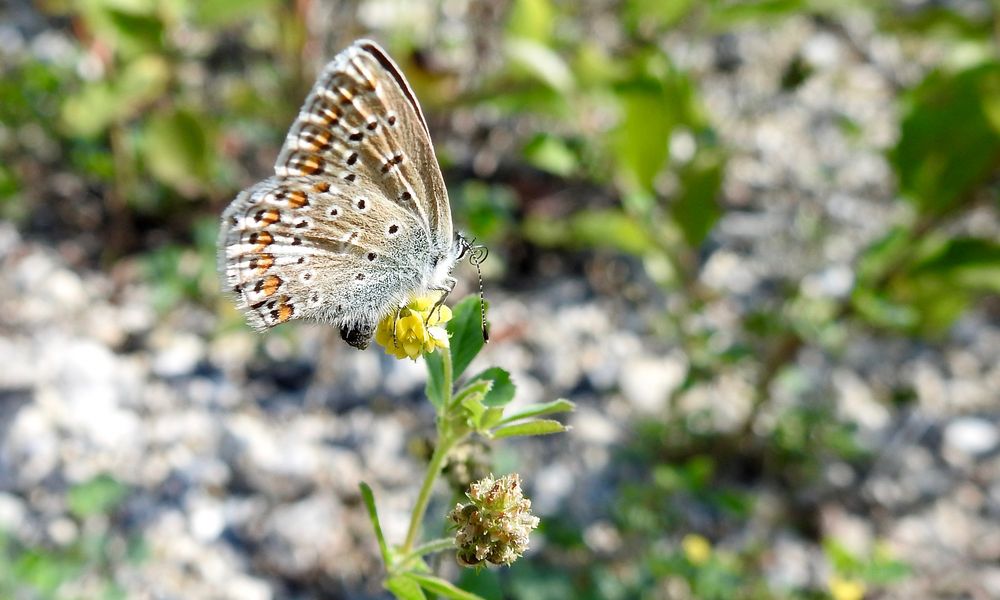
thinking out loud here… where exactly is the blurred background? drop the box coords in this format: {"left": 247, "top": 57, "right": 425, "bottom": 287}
{"left": 1, "top": 0, "right": 999, "bottom": 598}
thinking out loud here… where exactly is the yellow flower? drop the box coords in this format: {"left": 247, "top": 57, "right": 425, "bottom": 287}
{"left": 374, "top": 295, "right": 452, "bottom": 360}
{"left": 828, "top": 576, "right": 866, "bottom": 600}
{"left": 681, "top": 534, "right": 712, "bottom": 566}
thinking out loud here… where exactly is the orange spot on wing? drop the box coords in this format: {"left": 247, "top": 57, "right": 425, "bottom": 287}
{"left": 257, "top": 274, "right": 283, "bottom": 297}
{"left": 250, "top": 253, "right": 274, "bottom": 274}
{"left": 295, "top": 156, "right": 323, "bottom": 175}
{"left": 276, "top": 303, "right": 294, "bottom": 323}
{"left": 250, "top": 231, "right": 274, "bottom": 250}
{"left": 256, "top": 209, "right": 280, "bottom": 225}
{"left": 288, "top": 190, "right": 309, "bottom": 208}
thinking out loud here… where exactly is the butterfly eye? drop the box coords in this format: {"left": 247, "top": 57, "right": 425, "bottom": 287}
{"left": 329, "top": 206, "right": 340, "bottom": 217}
{"left": 387, "top": 223, "right": 400, "bottom": 237}
{"left": 367, "top": 252, "right": 377, "bottom": 261}
{"left": 356, "top": 198, "right": 367, "bottom": 211}
{"left": 387, "top": 113, "right": 397, "bottom": 126}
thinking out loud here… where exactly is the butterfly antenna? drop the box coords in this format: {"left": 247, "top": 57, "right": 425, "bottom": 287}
{"left": 466, "top": 238, "right": 490, "bottom": 343}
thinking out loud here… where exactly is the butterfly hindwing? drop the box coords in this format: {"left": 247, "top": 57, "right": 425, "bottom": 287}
{"left": 220, "top": 176, "right": 430, "bottom": 332}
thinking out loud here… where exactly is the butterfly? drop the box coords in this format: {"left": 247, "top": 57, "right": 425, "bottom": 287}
{"left": 219, "top": 39, "right": 483, "bottom": 349}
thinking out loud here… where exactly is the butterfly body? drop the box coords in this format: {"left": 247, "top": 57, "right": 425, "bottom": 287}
{"left": 219, "top": 40, "right": 461, "bottom": 348}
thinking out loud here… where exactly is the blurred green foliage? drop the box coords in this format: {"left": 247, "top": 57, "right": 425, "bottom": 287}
{"left": 0, "top": 476, "right": 138, "bottom": 600}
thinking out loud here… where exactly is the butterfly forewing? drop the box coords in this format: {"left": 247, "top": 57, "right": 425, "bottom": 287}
{"left": 275, "top": 40, "right": 453, "bottom": 245}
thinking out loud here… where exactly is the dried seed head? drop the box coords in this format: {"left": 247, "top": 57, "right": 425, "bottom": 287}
{"left": 448, "top": 473, "right": 539, "bottom": 568}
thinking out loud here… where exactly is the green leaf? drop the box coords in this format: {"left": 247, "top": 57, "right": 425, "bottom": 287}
{"left": 193, "top": 0, "right": 278, "bottom": 25}
{"left": 854, "top": 235, "right": 1000, "bottom": 334}
{"left": 406, "top": 573, "right": 486, "bottom": 600}
{"left": 855, "top": 227, "right": 912, "bottom": 284}
{"left": 613, "top": 80, "right": 675, "bottom": 194}
{"left": 611, "top": 52, "right": 702, "bottom": 195}
{"left": 104, "top": 8, "right": 165, "bottom": 54}
{"left": 468, "top": 367, "right": 515, "bottom": 408}
{"left": 891, "top": 62, "right": 1000, "bottom": 215}
{"left": 523, "top": 134, "right": 578, "bottom": 177}
{"left": 359, "top": 482, "right": 391, "bottom": 568}
{"left": 479, "top": 407, "right": 506, "bottom": 430}
{"left": 456, "top": 379, "right": 493, "bottom": 405}
{"left": 706, "top": 0, "right": 805, "bottom": 26}
{"left": 522, "top": 209, "right": 657, "bottom": 256}
{"left": 456, "top": 568, "right": 504, "bottom": 600}
{"left": 386, "top": 575, "right": 428, "bottom": 600}
{"left": 454, "top": 182, "right": 516, "bottom": 243}
{"left": 457, "top": 380, "right": 493, "bottom": 424}
{"left": 448, "top": 296, "right": 487, "bottom": 380}
{"left": 67, "top": 475, "right": 126, "bottom": 518}
{"left": 671, "top": 152, "right": 724, "bottom": 247}
{"left": 60, "top": 55, "right": 170, "bottom": 138}
{"left": 505, "top": 38, "right": 574, "bottom": 93}
{"left": 14, "top": 549, "right": 78, "bottom": 594}
{"left": 625, "top": 0, "right": 696, "bottom": 32}
{"left": 506, "top": 0, "right": 555, "bottom": 42}
{"left": 496, "top": 399, "right": 575, "bottom": 426}
{"left": 424, "top": 350, "right": 447, "bottom": 410}
{"left": 141, "top": 107, "right": 216, "bottom": 194}
{"left": 909, "top": 237, "right": 1000, "bottom": 293}
{"left": 491, "top": 419, "right": 569, "bottom": 439}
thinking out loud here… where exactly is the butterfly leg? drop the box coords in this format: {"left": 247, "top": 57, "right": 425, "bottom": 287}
{"left": 392, "top": 305, "right": 404, "bottom": 347}
{"left": 428, "top": 277, "right": 457, "bottom": 324}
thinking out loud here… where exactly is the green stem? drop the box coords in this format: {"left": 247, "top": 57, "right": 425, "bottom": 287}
{"left": 441, "top": 347, "right": 453, "bottom": 415}
{"left": 397, "top": 538, "right": 457, "bottom": 568}
{"left": 402, "top": 434, "right": 457, "bottom": 553}
{"left": 402, "top": 350, "right": 455, "bottom": 553}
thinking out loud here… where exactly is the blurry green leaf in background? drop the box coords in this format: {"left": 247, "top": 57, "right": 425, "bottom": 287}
{"left": 891, "top": 62, "right": 1000, "bottom": 216}
{"left": 141, "top": 107, "right": 218, "bottom": 195}
{"left": 67, "top": 475, "right": 127, "bottom": 518}
{"left": 61, "top": 55, "right": 170, "bottom": 138}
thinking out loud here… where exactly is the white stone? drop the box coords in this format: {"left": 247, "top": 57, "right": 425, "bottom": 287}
{"left": 943, "top": 417, "right": 999, "bottom": 457}
{"left": 619, "top": 353, "right": 687, "bottom": 415}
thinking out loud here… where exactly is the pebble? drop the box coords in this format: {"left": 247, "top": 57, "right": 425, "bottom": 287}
{"left": 943, "top": 417, "right": 999, "bottom": 458}
{"left": 619, "top": 353, "right": 687, "bottom": 415}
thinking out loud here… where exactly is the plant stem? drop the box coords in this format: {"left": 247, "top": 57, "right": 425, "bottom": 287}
{"left": 402, "top": 350, "right": 455, "bottom": 553}
{"left": 398, "top": 538, "right": 457, "bottom": 567}
{"left": 402, "top": 435, "right": 456, "bottom": 553}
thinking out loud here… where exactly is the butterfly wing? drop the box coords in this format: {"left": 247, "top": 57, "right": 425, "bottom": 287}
{"left": 220, "top": 175, "right": 432, "bottom": 339}
{"left": 219, "top": 39, "right": 458, "bottom": 345}
{"left": 274, "top": 39, "right": 453, "bottom": 250}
